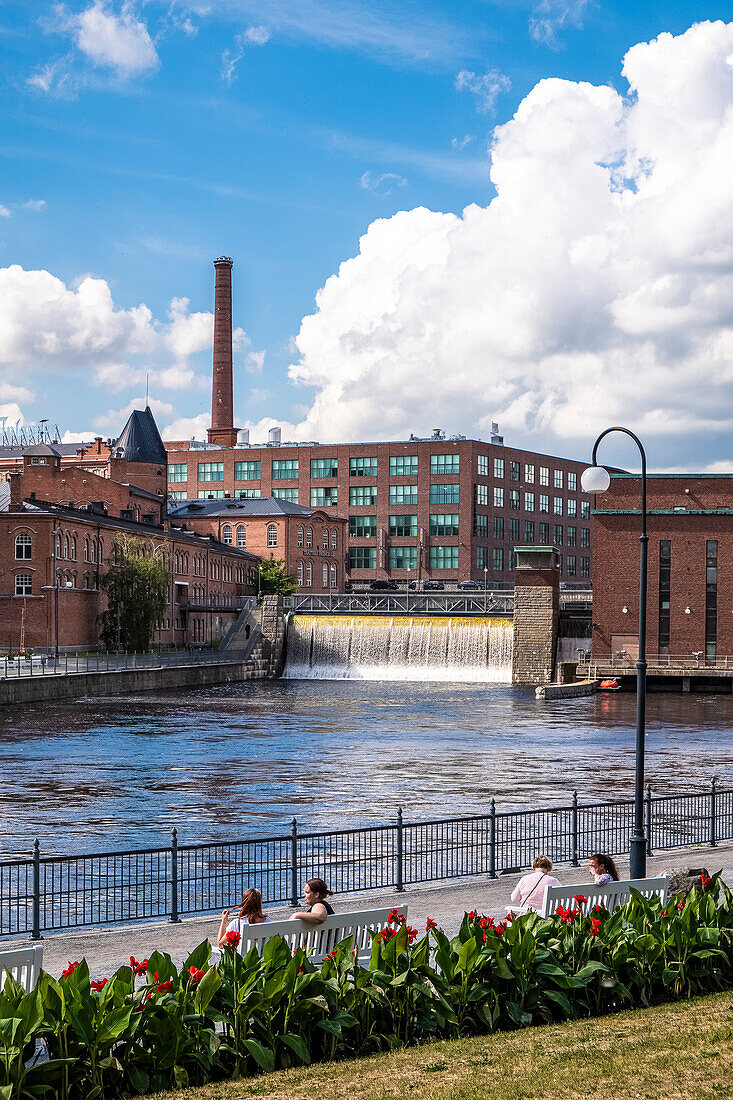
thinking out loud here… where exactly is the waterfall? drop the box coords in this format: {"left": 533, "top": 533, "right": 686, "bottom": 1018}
{"left": 284, "top": 615, "right": 513, "bottom": 682}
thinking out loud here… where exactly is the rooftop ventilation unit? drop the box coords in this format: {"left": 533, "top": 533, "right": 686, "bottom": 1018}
{"left": 432, "top": 428, "right": 443, "bottom": 439}
{"left": 237, "top": 428, "right": 250, "bottom": 445}
{"left": 268, "top": 427, "right": 282, "bottom": 447}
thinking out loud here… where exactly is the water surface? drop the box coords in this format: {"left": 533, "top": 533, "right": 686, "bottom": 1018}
{"left": 2, "top": 681, "right": 732, "bottom": 858}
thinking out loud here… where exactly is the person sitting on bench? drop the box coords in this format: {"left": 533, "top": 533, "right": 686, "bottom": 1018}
{"left": 291, "top": 878, "right": 335, "bottom": 925}
{"left": 510, "top": 855, "right": 560, "bottom": 912}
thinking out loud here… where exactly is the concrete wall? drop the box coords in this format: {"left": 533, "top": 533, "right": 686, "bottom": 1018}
{"left": 259, "top": 594, "right": 287, "bottom": 676}
{"left": 0, "top": 653, "right": 269, "bottom": 707}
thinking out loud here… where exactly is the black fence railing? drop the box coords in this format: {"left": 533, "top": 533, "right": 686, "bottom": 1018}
{"left": 1, "top": 783, "right": 729, "bottom": 939}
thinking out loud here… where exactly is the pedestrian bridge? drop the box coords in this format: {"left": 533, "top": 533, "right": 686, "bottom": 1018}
{"left": 284, "top": 590, "right": 591, "bottom": 617}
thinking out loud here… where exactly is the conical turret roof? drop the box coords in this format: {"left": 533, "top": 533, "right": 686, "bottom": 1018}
{"left": 112, "top": 407, "right": 167, "bottom": 465}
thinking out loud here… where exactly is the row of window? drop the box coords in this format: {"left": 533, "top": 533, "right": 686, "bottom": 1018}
{"left": 296, "top": 561, "right": 338, "bottom": 588}
{"left": 182, "top": 484, "right": 591, "bottom": 517}
{"left": 477, "top": 486, "right": 589, "bottom": 517}
{"left": 481, "top": 457, "right": 577, "bottom": 489}
{"left": 348, "top": 546, "right": 461, "bottom": 570}
{"left": 172, "top": 454, "right": 464, "bottom": 484}
{"left": 490, "top": 517, "right": 590, "bottom": 547}
{"left": 175, "top": 456, "right": 583, "bottom": 486}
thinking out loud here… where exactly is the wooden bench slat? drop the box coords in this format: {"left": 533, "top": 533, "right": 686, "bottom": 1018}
{"left": 539, "top": 877, "right": 668, "bottom": 918}
{"left": 236, "top": 906, "right": 408, "bottom": 965}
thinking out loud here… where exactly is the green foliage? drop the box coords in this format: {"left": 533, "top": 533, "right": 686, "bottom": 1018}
{"left": 258, "top": 555, "right": 297, "bottom": 596}
{"left": 3, "top": 876, "right": 733, "bottom": 1098}
{"left": 98, "top": 534, "right": 171, "bottom": 652}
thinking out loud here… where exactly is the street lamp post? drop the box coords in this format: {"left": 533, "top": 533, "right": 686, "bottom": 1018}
{"left": 406, "top": 565, "right": 411, "bottom": 612}
{"left": 581, "top": 426, "right": 648, "bottom": 879}
{"left": 483, "top": 566, "right": 488, "bottom": 614}
{"left": 257, "top": 564, "right": 263, "bottom": 599}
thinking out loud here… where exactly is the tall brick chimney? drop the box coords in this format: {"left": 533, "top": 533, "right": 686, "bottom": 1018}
{"left": 207, "top": 256, "right": 240, "bottom": 447}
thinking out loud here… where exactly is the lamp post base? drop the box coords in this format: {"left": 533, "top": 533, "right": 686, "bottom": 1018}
{"left": 629, "top": 834, "right": 647, "bottom": 880}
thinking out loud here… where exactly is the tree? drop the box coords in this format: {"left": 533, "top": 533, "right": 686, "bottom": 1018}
{"left": 258, "top": 555, "right": 297, "bottom": 596}
{"left": 98, "top": 534, "right": 171, "bottom": 652}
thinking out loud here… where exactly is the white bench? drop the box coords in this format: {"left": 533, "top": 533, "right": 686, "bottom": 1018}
{"left": 0, "top": 945, "right": 43, "bottom": 991}
{"left": 539, "top": 877, "right": 668, "bottom": 918}
{"left": 236, "top": 906, "right": 408, "bottom": 966}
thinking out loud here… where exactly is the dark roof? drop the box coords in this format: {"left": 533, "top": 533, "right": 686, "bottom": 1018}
{"left": 112, "top": 407, "right": 167, "bottom": 466}
{"left": 168, "top": 496, "right": 320, "bottom": 518}
{"left": 23, "top": 443, "right": 63, "bottom": 457}
{"left": 0, "top": 483, "right": 9, "bottom": 513}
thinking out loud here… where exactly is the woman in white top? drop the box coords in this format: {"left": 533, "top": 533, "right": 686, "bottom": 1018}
{"left": 217, "top": 887, "right": 271, "bottom": 947}
{"left": 510, "top": 855, "right": 560, "bottom": 913}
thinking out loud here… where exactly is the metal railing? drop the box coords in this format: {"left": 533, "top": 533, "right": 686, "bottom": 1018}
{"left": 285, "top": 593, "right": 515, "bottom": 615}
{"left": 1, "top": 783, "right": 728, "bottom": 938}
{"left": 285, "top": 591, "right": 592, "bottom": 616}
{"left": 0, "top": 648, "right": 252, "bottom": 680}
{"left": 579, "top": 653, "right": 733, "bottom": 674}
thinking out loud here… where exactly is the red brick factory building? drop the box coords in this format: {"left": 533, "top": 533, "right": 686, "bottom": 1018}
{"left": 164, "top": 256, "right": 595, "bottom": 587}
{"left": 591, "top": 473, "right": 733, "bottom": 661}
{"left": 0, "top": 408, "right": 259, "bottom": 652}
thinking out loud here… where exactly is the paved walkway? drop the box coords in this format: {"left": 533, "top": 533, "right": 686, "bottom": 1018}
{"left": 6, "top": 842, "right": 731, "bottom": 980}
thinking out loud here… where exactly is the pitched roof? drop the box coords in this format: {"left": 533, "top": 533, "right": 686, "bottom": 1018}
{"left": 112, "top": 407, "right": 167, "bottom": 465}
{"left": 168, "top": 496, "right": 319, "bottom": 518}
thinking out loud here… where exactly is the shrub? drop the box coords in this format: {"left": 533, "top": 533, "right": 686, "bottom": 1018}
{"left": 1, "top": 876, "right": 731, "bottom": 1097}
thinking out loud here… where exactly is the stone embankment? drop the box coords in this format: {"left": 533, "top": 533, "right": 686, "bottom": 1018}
{"left": 0, "top": 595, "right": 288, "bottom": 705}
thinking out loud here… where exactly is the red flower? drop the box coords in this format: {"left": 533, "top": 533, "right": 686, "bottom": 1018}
{"left": 677, "top": 899, "right": 685, "bottom": 911}
{"left": 157, "top": 981, "right": 172, "bottom": 993}
{"left": 187, "top": 966, "right": 205, "bottom": 983}
{"left": 482, "top": 931, "right": 487, "bottom": 942}
{"left": 90, "top": 978, "right": 108, "bottom": 992}
{"left": 506, "top": 911, "right": 517, "bottom": 923}
{"left": 589, "top": 918, "right": 601, "bottom": 937}
{"left": 573, "top": 895, "right": 588, "bottom": 905}
{"left": 387, "top": 908, "right": 405, "bottom": 926}
{"left": 426, "top": 917, "right": 437, "bottom": 931}
{"left": 224, "top": 930, "right": 241, "bottom": 949}
{"left": 701, "top": 873, "right": 711, "bottom": 887}
{"left": 661, "top": 909, "right": 668, "bottom": 917}
{"left": 322, "top": 950, "right": 337, "bottom": 963}
{"left": 407, "top": 926, "right": 418, "bottom": 943}
{"left": 130, "top": 956, "right": 149, "bottom": 975}
{"left": 593, "top": 905, "right": 602, "bottom": 913}
{"left": 467, "top": 911, "right": 476, "bottom": 920}
{"left": 62, "top": 961, "right": 79, "bottom": 978}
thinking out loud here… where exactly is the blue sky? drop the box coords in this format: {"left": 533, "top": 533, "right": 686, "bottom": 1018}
{"left": 2, "top": 2, "right": 733, "bottom": 470}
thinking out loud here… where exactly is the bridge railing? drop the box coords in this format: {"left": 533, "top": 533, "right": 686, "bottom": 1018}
{"left": 1, "top": 783, "right": 725, "bottom": 937}
{"left": 0, "top": 648, "right": 252, "bottom": 680}
{"left": 284, "top": 590, "right": 591, "bottom": 615}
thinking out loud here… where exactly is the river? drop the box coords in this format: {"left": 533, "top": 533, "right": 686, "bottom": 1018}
{"left": 2, "top": 681, "right": 733, "bottom": 859}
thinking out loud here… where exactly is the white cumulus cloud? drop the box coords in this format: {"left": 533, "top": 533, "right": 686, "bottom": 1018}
{"left": 67, "top": 1, "right": 159, "bottom": 77}
{"left": 281, "top": 21, "right": 733, "bottom": 462}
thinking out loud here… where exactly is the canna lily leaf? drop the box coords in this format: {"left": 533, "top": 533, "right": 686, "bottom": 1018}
{"left": 279, "top": 1032, "right": 311, "bottom": 1064}
{"left": 243, "top": 1038, "right": 276, "bottom": 1072}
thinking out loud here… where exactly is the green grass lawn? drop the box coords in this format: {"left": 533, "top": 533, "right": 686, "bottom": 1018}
{"left": 151, "top": 991, "right": 733, "bottom": 1100}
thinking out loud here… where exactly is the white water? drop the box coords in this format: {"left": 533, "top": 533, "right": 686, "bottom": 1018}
{"left": 284, "top": 614, "right": 513, "bottom": 682}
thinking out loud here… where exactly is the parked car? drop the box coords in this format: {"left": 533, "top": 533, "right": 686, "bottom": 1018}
{"left": 423, "top": 580, "right": 445, "bottom": 591}
{"left": 457, "top": 580, "right": 481, "bottom": 590}
{"left": 370, "top": 579, "right": 398, "bottom": 591}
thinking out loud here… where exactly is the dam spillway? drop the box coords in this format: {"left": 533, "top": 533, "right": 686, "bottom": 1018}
{"left": 283, "top": 614, "right": 513, "bottom": 682}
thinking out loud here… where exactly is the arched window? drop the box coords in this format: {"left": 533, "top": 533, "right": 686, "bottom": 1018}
{"left": 56, "top": 533, "right": 63, "bottom": 559}
{"left": 222, "top": 524, "right": 232, "bottom": 545}
{"left": 84, "top": 537, "right": 89, "bottom": 562}
{"left": 322, "top": 563, "right": 329, "bottom": 587}
{"left": 15, "top": 573, "right": 32, "bottom": 595}
{"left": 322, "top": 529, "right": 329, "bottom": 549}
{"left": 330, "top": 563, "right": 337, "bottom": 588}
{"left": 64, "top": 535, "right": 69, "bottom": 559}
{"left": 15, "top": 533, "right": 32, "bottom": 560}
{"left": 71, "top": 536, "right": 76, "bottom": 561}
{"left": 306, "top": 526, "right": 313, "bottom": 549}
{"left": 89, "top": 539, "right": 96, "bottom": 563}
{"left": 297, "top": 526, "right": 304, "bottom": 547}
{"left": 267, "top": 524, "right": 277, "bottom": 547}
{"left": 237, "top": 525, "right": 246, "bottom": 547}
{"left": 306, "top": 562, "right": 312, "bottom": 587}
{"left": 297, "top": 561, "right": 304, "bottom": 586}
{"left": 331, "top": 529, "right": 337, "bottom": 550}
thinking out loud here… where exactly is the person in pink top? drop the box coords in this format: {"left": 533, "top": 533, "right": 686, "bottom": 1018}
{"left": 510, "top": 855, "right": 560, "bottom": 912}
